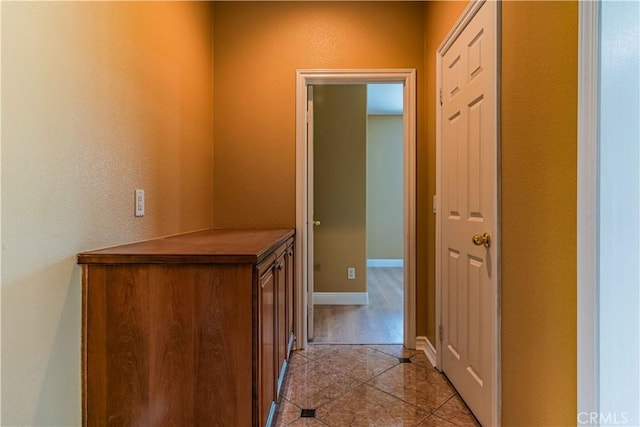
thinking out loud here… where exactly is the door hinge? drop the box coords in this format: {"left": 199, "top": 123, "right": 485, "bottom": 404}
{"left": 439, "top": 324, "right": 444, "bottom": 342}
{"left": 439, "top": 88, "right": 443, "bottom": 106}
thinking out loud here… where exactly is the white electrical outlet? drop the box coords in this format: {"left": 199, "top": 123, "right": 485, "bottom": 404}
{"left": 347, "top": 267, "right": 356, "bottom": 280}
{"left": 135, "top": 189, "right": 145, "bottom": 217}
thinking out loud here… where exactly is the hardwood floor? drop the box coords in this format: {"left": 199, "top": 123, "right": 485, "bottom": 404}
{"left": 311, "top": 267, "right": 403, "bottom": 344}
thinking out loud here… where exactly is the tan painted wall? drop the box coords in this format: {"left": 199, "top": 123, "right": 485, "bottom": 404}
{"left": 313, "top": 85, "right": 367, "bottom": 293}
{"left": 212, "top": 0, "right": 428, "bottom": 328}
{"left": 501, "top": 2, "right": 578, "bottom": 425}
{"left": 212, "top": 5, "right": 424, "bottom": 213}
{"left": 425, "top": 1, "right": 578, "bottom": 424}
{"left": 1, "top": 2, "right": 214, "bottom": 424}
{"left": 367, "top": 115, "right": 403, "bottom": 260}
{"left": 0, "top": 1, "right": 580, "bottom": 424}
{"left": 423, "top": 0, "right": 468, "bottom": 344}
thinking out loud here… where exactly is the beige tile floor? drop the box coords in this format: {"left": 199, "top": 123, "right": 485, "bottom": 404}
{"left": 273, "top": 344, "right": 480, "bottom": 427}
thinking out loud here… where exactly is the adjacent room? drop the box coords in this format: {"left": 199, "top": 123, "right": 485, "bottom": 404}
{"left": 311, "top": 83, "right": 405, "bottom": 344}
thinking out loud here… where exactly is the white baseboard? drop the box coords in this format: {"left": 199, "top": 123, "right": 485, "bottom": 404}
{"left": 415, "top": 336, "right": 437, "bottom": 368}
{"left": 367, "top": 259, "right": 404, "bottom": 268}
{"left": 313, "top": 292, "right": 369, "bottom": 305}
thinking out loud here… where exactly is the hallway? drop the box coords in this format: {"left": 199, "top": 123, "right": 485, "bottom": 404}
{"left": 274, "top": 344, "right": 479, "bottom": 426}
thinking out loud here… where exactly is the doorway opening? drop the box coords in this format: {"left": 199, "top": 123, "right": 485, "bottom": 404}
{"left": 295, "top": 69, "right": 417, "bottom": 350}
{"left": 310, "top": 83, "right": 404, "bottom": 344}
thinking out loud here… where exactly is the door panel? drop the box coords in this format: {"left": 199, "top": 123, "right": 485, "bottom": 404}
{"left": 440, "top": 1, "right": 497, "bottom": 425}
{"left": 447, "top": 249, "right": 461, "bottom": 360}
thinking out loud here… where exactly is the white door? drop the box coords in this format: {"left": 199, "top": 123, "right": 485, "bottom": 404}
{"left": 439, "top": 1, "right": 498, "bottom": 426}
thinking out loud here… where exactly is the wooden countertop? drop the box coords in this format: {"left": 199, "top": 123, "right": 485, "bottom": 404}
{"left": 77, "top": 228, "right": 294, "bottom": 265}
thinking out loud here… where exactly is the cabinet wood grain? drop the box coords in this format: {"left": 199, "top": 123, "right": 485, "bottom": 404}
{"left": 285, "top": 246, "right": 295, "bottom": 358}
{"left": 259, "top": 265, "right": 276, "bottom": 426}
{"left": 276, "top": 250, "right": 287, "bottom": 394}
{"left": 79, "top": 229, "right": 294, "bottom": 426}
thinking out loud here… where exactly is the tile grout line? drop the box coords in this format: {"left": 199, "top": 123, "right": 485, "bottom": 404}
{"left": 289, "top": 345, "right": 403, "bottom": 423}
{"left": 307, "top": 377, "right": 366, "bottom": 413}
{"left": 361, "top": 380, "right": 437, "bottom": 424}
{"left": 430, "top": 413, "right": 469, "bottom": 427}
{"left": 281, "top": 344, "right": 475, "bottom": 427}
{"left": 364, "top": 344, "right": 421, "bottom": 359}
{"left": 280, "top": 350, "right": 368, "bottom": 417}
{"left": 424, "top": 394, "right": 475, "bottom": 427}
{"left": 361, "top": 362, "right": 459, "bottom": 423}
{"left": 363, "top": 371, "right": 453, "bottom": 424}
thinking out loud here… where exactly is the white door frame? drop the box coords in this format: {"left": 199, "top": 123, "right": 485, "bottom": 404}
{"left": 577, "top": 0, "right": 599, "bottom": 418}
{"left": 578, "top": 1, "right": 640, "bottom": 421}
{"left": 295, "top": 69, "right": 417, "bottom": 349}
{"left": 435, "top": 0, "right": 501, "bottom": 424}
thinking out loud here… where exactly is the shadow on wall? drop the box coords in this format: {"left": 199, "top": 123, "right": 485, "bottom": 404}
{"left": 2, "top": 259, "right": 81, "bottom": 425}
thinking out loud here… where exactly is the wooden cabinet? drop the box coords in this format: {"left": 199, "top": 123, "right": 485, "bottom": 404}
{"left": 285, "top": 245, "right": 295, "bottom": 358}
{"left": 259, "top": 262, "right": 277, "bottom": 426}
{"left": 78, "top": 229, "right": 295, "bottom": 427}
{"left": 259, "top": 239, "right": 294, "bottom": 426}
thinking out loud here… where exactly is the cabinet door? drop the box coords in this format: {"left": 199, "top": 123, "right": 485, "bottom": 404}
{"left": 275, "top": 252, "right": 287, "bottom": 394}
{"left": 285, "top": 244, "right": 295, "bottom": 358}
{"left": 259, "top": 266, "right": 276, "bottom": 427}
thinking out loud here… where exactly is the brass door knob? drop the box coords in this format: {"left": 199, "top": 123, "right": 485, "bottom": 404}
{"left": 313, "top": 220, "right": 321, "bottom": 226}
{"left": 472, "top": 232, "right": 491, "bottom": 248}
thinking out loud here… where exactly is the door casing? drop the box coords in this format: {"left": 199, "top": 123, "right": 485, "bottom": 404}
{"left": 295, "top": 69, "right": 417, "bottom": 349}
{"left": 577, "top": 0, "right": 599, "bottom": 416}
{"left": 578, "top": 0, "right": 640, "bottom": 421}
{"left": 436, "top": 0, "right": 501, "bottom": 424}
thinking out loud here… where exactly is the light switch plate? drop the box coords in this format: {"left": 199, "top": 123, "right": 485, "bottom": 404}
{"left": 135, "top": 189, "right": 145, "bottom": 217}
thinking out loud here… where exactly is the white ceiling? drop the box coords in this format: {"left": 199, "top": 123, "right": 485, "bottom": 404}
{"left": 367, "top": 83, "right": 403, "bottom": 115}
